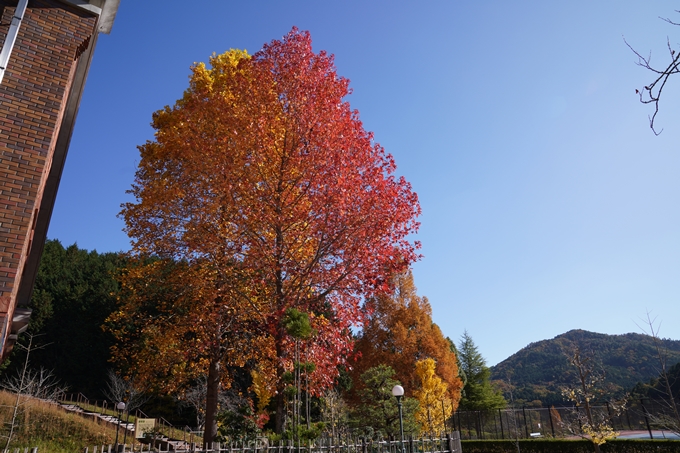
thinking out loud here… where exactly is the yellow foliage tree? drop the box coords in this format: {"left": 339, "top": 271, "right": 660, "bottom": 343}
{"left": 251, "top": 365, "right": 276, "bottom": 413}
{"left": 414, "top": 358, "right": 452, "bottom": 435}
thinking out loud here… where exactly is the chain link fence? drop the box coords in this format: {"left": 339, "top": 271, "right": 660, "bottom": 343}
{"left": 452, "top": 399, "right": 679, "bottom": 440}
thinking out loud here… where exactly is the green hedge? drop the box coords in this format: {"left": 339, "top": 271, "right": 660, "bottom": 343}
{"left": 460, "top": 439, "right": 680, "bottom": 453}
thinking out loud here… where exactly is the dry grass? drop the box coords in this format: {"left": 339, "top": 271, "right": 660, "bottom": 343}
{"left": 0, "top": 390, "right": 119, "bottom": 452}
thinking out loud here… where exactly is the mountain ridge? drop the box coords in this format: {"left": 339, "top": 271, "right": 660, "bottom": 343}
{"left": 489, "top": 329, "right": 680, "bottom": 406}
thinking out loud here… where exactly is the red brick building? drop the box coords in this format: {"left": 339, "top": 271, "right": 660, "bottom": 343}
{"left": 0, "top": 0, "right": 119, "bottom": 358}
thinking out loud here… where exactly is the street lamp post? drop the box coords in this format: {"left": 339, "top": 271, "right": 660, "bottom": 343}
{"left": 392, "top": 385, "right": 405, "bottom": 453}
{"left": 122, "top": 406, "right": 131, "bottom": 446}
{"left": 115, "top": 401, "right": 126, "bottom": 450}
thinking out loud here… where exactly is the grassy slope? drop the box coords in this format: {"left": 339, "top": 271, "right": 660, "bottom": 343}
{"left": 0, "top": 391, "right": 119, "bottom": 452}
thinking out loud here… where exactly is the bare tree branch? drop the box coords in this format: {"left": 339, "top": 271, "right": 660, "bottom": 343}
{"left": 560, "top": 345, "right": 626, "bottom": 452}
{"left": 178, "top": 375, "right": 233, "bottom": 430}
{"left": 0, "top": 334, "right": 66, "bottom": 450}
{"left": 102, "top": 370, "right": 150, "bottom": 413}
{"left": 2, "top": 367, "right": 66, "bottom": 401}
{"left": 626, "top": 11, "right": 680, "bottom": 134}
{"left": 660, "top": 11, "right": 680, "bottom": 27}
{"left": 634, "top": 311, "right": 680, "bottom": 435}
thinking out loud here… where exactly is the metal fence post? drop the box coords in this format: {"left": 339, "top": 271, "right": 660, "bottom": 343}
{"left": 605, "top": 401, "right": 615, "bottom": 430}
{"left": 640, "top": 399, "right": 653, "bottom": 439}
{"left": 465, "top": 411, "right": 471, "bottom": 439}
{"left": 477, "top": 411, "right": 483, "bottom": 439}
{"left": 492, "top": 410, "right": 498, "bottom": 439}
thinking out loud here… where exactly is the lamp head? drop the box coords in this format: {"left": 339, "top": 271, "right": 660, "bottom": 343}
{"left": 116, "top": 401, "right": 126, "bottom": 411}
{"left": 391, "top": 385, "right": 404, "bottom": 397}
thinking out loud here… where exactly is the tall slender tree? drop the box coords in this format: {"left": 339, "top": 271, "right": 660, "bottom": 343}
{"left": 118, "top": 28, "right": 421, "bottom": 439}
{"left": 414, "top": 358, "right": 452, "bottom": 435}
{"left": 352, "top": 270, "right": 463, "bottom": 407}
{"left": 457, "top": 331, "right": 506, "bottom": 411}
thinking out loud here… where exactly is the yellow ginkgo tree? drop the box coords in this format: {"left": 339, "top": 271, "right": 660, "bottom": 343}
{"left": 414, "top": 358, "right": 453, "bottom": 435}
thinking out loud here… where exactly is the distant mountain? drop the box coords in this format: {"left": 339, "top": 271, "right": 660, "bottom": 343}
{"left": 489, "top": 329, "right": 680, "bottom": 406}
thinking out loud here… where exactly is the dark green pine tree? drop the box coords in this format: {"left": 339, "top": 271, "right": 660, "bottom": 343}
{"left": 458, "top": 331, "right": 506, "bottom": 411}
{"left": 4, "top": 239, "right": 125, "bottom": 398}
{"left": 350, "top": 364, "right": 419, "bottom": 437}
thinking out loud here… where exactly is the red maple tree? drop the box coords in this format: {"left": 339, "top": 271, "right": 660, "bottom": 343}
{"left": 120, "top": 28, "right": 421, "bottom": 438}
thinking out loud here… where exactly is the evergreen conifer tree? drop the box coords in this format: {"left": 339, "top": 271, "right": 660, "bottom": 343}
{"left": 458, "top": 331, "right": 506, "bottom": 411}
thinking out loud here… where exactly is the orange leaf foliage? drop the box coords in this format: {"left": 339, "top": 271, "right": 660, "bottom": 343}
{"left": 352, "top": 270, "right": 463, "bottom": 408}
{"left": 106, "top": 258, "right": 270, "bottom": 393}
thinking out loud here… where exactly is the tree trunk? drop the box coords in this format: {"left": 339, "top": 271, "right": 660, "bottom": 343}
{"left": 204, "top": 359, "right": 222, "bottom": 447}
{"left": 275, "top": 338, "right": 287, "bottom": 434}
{"left": 275, "top": 388, "right": 286, "bottom": 434}
{"left": 274, "top": 223, "right": 286, "bottom": 435}
{"left": 583, "top": 400, "right": 601, "bottom": 453}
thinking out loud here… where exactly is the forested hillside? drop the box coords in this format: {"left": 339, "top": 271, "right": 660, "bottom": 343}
{"left": 3, "top": 240, "right": 125, "bottom": 397}
{"left": 490, "top": 329, "right": 680, "bottom": 406}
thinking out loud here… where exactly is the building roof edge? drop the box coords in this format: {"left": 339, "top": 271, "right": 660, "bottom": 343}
{"left": 60, "top": 0, "right": 120, "bottom": 34}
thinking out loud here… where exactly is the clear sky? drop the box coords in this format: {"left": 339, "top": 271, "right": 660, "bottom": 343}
{"left": 49, "top": 1, "right": 680, "bottom": 366}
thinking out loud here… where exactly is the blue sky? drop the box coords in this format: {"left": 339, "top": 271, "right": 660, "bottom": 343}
{"left": 50, "top": 1, "right": 680, "bottom": 366}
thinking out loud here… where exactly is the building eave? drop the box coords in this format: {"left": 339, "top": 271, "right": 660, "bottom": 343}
{"left": 60, "top": 0, "right": 120, "bottom": 34}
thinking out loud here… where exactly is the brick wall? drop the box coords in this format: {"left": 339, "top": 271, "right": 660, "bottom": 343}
{"left": 0, "top": 0, "right": 99, "bottom": 355}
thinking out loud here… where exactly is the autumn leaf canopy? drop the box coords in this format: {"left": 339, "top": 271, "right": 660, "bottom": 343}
{"left": 118, "top": 28, "right": 421, "bottom": 407}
